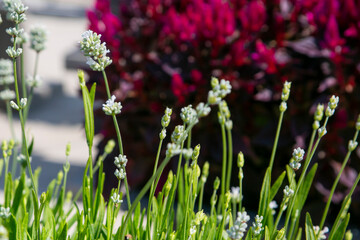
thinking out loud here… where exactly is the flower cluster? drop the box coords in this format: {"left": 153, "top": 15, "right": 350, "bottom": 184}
{"left": 313, "top": 226, "right": 329, "bottom": 240}
{"left": 226, "top": 211, "right": 250, "bottom": 240}
{"left": 252, "top": 215, "right": 264, "bottom": 236}
{"left": 289, "top": 147, "right": 305, "bottom": 171}
{"left": 26, "top": 75, "right": 42, "bottom": 88}
{"left": 80, "top": 30, "right": 112, "bottom": 71}
{"left": 207, "top": 77, "right": 232, "bottom": 105}
{"left": 114, "top": 154, "right": 127, "bottom": 180}
{"left": 0, "top": 59, "right": 14, "bottom": 85}
{"left": 110, "top": 192, "right": 122, "bottom": 204}
{"left": 102, "top": 95, "right": 122, "bottom": 115}
{"left": 3, "top": 0, "right": 28, "bottom": 24}
{"left": 30, "top": 25, "right": 47, "bottom": 52}
{"left": 0, "top": 207, "right": 11, "bottom": 219}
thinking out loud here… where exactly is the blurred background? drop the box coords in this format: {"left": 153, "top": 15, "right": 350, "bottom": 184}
{"left": 0, "top": 0, "right": 92, "bottom": 194}
{"left": 1, "top": 0, "right": 360, "bottom": 232}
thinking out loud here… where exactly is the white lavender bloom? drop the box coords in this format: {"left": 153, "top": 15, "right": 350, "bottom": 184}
{"left": 281, "top": 81, "right": 291, "bottom": 101}
{"left": 166, "top": 143, "right": 181, "bottom": 157}
{"left": 0, "top": 207, "right": 11, "bottom": 218}
{"left": 15, "top": 30, "right": 28, "bottom": 45}
{"left": 114, "top": 154, "right": 128, "bottom": 168}
{"left": 279, "top": 101, "right": 287, "bottom": 112}
{"left": 159, "top": 129, "right": 166, "bottom": 140}
{"left": 230, "top": 186, "right": 241, "bottom": 203}
{"left": 3, "top": 0, "right": 28, "bottom": 24}
{"left": 182, "top": 148, "right": 193, "bottom": 161}
{"left": 0, "top": 59, "right": 13, "bottom": 76}
{"left": 0, "top": 89, "right": 15, "bottom": 101}
{"left": 6, "top": 46, "right": 22, "bottom": 58}
{"left": 80, "top": 30, "right": 112, "bottom": 71}
{"left": 325, "top": 95, "right": 339, "bottom": 117}
{"left": 114, "top": 168, "right": 126, "bottom": 180}
{"left": 290, "top": 147, "right": 305, "bottom": 170}
{"left": 218, "top": 79, "right": 232, "bottom": 98}
{"left": 227, "top": 211, "right": 250, "bottom": 240}
{"left": 269, "top": 200, "right": 278, "bottom": 215}
{"left": 252, "top": 215, "right": 264, "bottom": 236}
{"left": 189, "top": 225, "right": 196, "bottom": 236}
{"left": 110, "top": 192, "right": 123, "bottom": 204}
{"left": 314, "top": 104, "right": 324, "bottom": 121}
{"left": 219, "top": 101, "right": 230, "bottom": 118}
{"left": 102, "top": 95, "right": 122, "bottom": 115}
{"left": 283, "top": 185, "right": 294, "bottom": 198}
{"left": 207, "top": 90, "right": 221, "bottom": 105}
{"left": 171, "top": 125, "right": 187, "bottom": 144}
{"left": 26, "top": 74, "right": 42, "bottom": 88}
{"left": 180, "top": 105, "right": 198, "bottom": 125}
{"left": 10, "top": 100, "right": 19, "bottom": 110}
{"left": 6, "top": 27, "right": 24, "bottom": 38}
{"left": 161, "top": 107, "right": 172, "bottom": 128}
{"left": 19, "top": 97, "right": 27, "bottom": 108}
{"left": 313, "top": 226, "right": 329, "bottom": 240}
{"left": 318, "top": 126, "right": 327, "bottom": 138}
{"left": 30, "top": 25, "right": 47, "bottom": 52}
{"left": 196, "top": 102, "right": 211, "bottom": 117}
{"left": 0, "top": 75, "right": 14, "bottom": 85}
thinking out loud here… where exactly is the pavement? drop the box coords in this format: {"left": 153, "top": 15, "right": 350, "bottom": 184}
{"left": 0, "top": 0, "right": 94, "bottom": 194}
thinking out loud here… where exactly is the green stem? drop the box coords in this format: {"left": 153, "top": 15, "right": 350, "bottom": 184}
{"left": 23, "top": 52, "right": 39, "bottom": 122}
{"left": 218, "top": 122, "right": 227, "bottom": 214}
{"left": 119, "top": 155, "right": 172, "bottom": 240}
{"left": 198, "top": 181, "right": 205, "bottom": 211}
{"left": 226, "top": 128, "right": 233, "bottom": 193}
{"left": 239, "top": 169, "right": 243, "bottom": 212}
{"left": 146, "top": 136, "right": 164, "bottom": 240}
{"left": 269, "top": 110, "right": 284, "bottom": 172}
{"left": 319, "top": 130, "right": 359, "bottom": 229}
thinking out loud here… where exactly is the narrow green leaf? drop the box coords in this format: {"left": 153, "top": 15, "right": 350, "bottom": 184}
{"left": 293, "top": 164, "right": 317, "bottom": 217}
{"left": 264, "top": 226, "right": 270, "bottom": 240}
{"left": 329, "top": 213, "right": 350, "bottom": 240}
{"left": 27, "top": 137, "right": 34, "bottom": 156}
{"left": 270, "top": 171, "right": 286, "bottom": 200}
{"left": 12, "top": 171, "right": 25, "bottom": 215}
{"left": 305, "top": 213, "right": 316, "bottom": 240}
{"left": 258, "top": 167, "right": 271, "bottom": 217}
{"left": 3, "top": 214, "right": 17, "bottom": 240}
{"left": 295, "top": 228, "right": 302, "bottom": 240}
{"left": 4, "top": 172, "right": 13, "bottom": 207}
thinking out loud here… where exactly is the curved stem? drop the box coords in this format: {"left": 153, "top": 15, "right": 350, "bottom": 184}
{"left": 269, "top": 111, "right": 284, "bottom": 171}
{"left": 218, "top": 122, "right": 227, "bottom": 214}
{"left": 319, "top": 130, "right": 359, "bottom": 229}
{"left": 226, "top": 128, "right": 233, "bottom": 193}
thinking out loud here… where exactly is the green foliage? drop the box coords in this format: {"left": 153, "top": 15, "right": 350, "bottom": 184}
{"left": 1, "top": 4, "right": 360, "bottom": 239}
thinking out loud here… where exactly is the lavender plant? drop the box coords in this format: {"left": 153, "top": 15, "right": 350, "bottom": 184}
{"left": 0, "top": 1, "right": 360, "bottom": 240}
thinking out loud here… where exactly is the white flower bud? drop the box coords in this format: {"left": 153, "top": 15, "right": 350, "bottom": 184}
{"left": 159, "top": 129, "right": 166, "bottom": 140}
{"left": 20, "top": 98, "right": 27, "bottom": 108}
{"left": 348, "top": 140, "right": 358, "bottom": 152}
{"left": 102, "top": 95, "right": 122, "bottom": 115}
{"left": 318, "top": 126, "right": 327, "bottom": 137}
{"left": 10, "top": 100, "right": 19, "bottom": 110}
{"left": 279, "top": 101, "right": 287, "bottom": 112}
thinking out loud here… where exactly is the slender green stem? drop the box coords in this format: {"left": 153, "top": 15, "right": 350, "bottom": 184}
{"left": 198, "top": 181, "right": 205, "bottom": 211}
{"left": 273, "top": 201, "right": 286, "bottom": 234}
{"left": 269, "top": 111, "right": 284, "bottom": 171}
{"left": 218, "top": 122, "right": 227, "bottom": 213}
{"left": 23, "top": 52, "right": 39, "bottom": 122}
{"left": 146, "top": 136, "right": 164, "bottom": 240}
{"left": 119, "top": 155, "right": 172, "bottom": 240}
{"left": 102, "top": 70, "right": 111, "bottom": 99}
{"left": 20, "top": 45, "right": 27, "bottom": 98}
{"left": 225, "top": 128, "right": 233, "bottom": 193}
{"left": 239, "top": 168, "right": 243, "bottom": 212}
{"left": 319, "top": 130, "right": 359, "bottom": 229}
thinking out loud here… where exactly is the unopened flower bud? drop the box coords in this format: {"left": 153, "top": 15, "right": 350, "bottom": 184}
{"left": 192, "top": 144, "right": 200, "bottom": 161}
{"left": 279, "top": 101, "right": 287, "bottom": 112}
{"left": 356, "top": 114, "right": 360, "bottom": 131}
{"left": 314, "top": 104, "right": 324, "bottom": 121}
{"left": 281, "top": 81, "right": 291, "bottom": 101}
{"left": 218, "top": 112, "right": 225, "bottom": 125}
{"left": 57, "top": 171, "right": 63, "bottom": 184}
{"left": 40, "top": 192, "right": 47, "bottom": 204}
{"left": 275, "top": 228, "right": 285, "bottom": 240}
{"left": 345, "top": 230, "right": 353, "bottom": 240}
{"left": 318, "top": 127, "right": 327, "bottom": 137}
{"left": 65, "top": 142, "right": 71, "bottom": 157}
{"left": 348, "top": 140, "right": 358, "bottom": 152}
{"left": 159, "top": 129, "right": 166, "bottom": 140}
{"left": 104, "top": 139, "right": 115, "bottom": 154}
{"left": 225, "top": 120, "right": 233, "bottom": 130}
{"left": 10, "top": 100, "right": 19, "bottom": 110}
{"left": 312, "top": 120, "right": 320, "bottom": 130}
{"left": 214, "top": 177, "right": 220, "bottom": 190}
{"left": 20, "top": 98, "right": 27, "bottom": 108}
{"left": 211, "top": 76, "right": 219, "bottom": 89}
{"left": 237, "top": 152, "right": 244, "bottom": 168}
